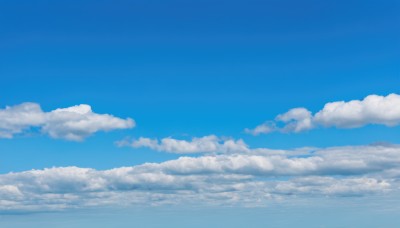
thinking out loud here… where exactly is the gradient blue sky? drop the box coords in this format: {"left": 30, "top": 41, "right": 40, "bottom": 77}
{"left": 0, "top": 0, "right": 400, "bottom": 227}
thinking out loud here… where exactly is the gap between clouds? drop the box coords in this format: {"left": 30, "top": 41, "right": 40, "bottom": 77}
{"left": 245, "top": 93, "right": 400, "bottom": 135}
{"left": 0, "top": 102, "right": 135, "bottom": 141}
{"left": 2, "top": 93, "right": 399, "bottom": 141}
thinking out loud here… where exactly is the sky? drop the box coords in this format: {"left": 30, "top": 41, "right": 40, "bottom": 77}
{"left": 0, "top": 0, "right": 399, "bottom": 227}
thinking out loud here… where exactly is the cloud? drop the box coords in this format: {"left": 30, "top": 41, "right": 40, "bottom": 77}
{"left": 117, "top": 135, "right": 250, "bottom": 154}
{"left": 314, "top": 93, "right": 400, "bottom": 128}
{"left": 42, "top": 104, "right": 135, "bottom": 141}
{"left": 0, "top": 103, "right": 45, "bottom": 138}
{"left": 0, "top": 144, "right": 399, "bottom": 211}
{"left": 143, "top": 144, "right": 400, "bottom": 177}
{"left": 276, "top": 108, "right": 313, "bottom": 133}
{"left": 0, "top": 102, "right": 135, "bottom": 141}
{"left": 246, "top": 93, "right": 400, "bottom": 135}
{"left": 273, "top": 176, "right": 390, "bottom": 197}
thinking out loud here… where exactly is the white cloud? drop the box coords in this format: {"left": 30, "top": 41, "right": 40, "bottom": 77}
{"left": 274, "top": 176, "right": 390, "bottom": 196}
{"left": 244, "top": 121, "right": 276, "bottom": 135}
{"left": 118, "top": 135, "right": 250, "bottom": 154}
{"left": 144, "top": 144, "right": 400, "bottom": 176}
{"left": 0, "top": 144, "right": 399, "bottom": 211}
{"left": 314, "top": 93, "right": 400, "bottom": 128}
{"left": 43, "top": 104, "right": 135, "bottom": 141}
{"left": 0, "top": 103, "right": 45, "bottom": 138}
{"left": 246, "top": 93, "right": 400, "bottom": 135}
{"left": 276, "top": 108, "right": 313, "bottom": 133}
{"left": 0, "top": 102, "right": 135, "bottom": 141}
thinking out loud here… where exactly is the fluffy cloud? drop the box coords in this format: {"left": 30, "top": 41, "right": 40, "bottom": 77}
{"left": 117, "top": 135, "right": 250, "bottom": 154}
{"left": 246, "top": 93, "right": 400, "bottom": 135}
{"left": 0, "top": 102, "right": 134, "bottom": 141}
{"left": 139, "top": 144, "right": 400, "bottom": 176}
{"left": 0, "top": 144, "right": 399, "bottom": 211}
{"left": 0, "top": 103, "right": 45, "bottom": 138}
{"left": 314, "top": 93, "right": 400, "bottom": 128}
{"left": 43, "top": 104, "right": 135, "bottom": 141}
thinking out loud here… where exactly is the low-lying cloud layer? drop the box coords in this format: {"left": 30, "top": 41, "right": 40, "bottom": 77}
{"left": 246, "top": 93, "right": 400, "bottom": 135}
{"left": 1, "top": 144, "right": 399, "bottom": 212}
{"left": 0, "top": 103, "right": 135, "bottom": 141}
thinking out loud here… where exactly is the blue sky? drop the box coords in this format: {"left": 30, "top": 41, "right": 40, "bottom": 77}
{"left": 0, "top": 0, "right": 400, "bottom": 227}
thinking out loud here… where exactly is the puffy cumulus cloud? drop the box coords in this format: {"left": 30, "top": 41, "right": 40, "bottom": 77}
{"left": 1, "top": 144, "right": 400, "bottom": 211}
{"left": 117, "top": 135, "right": 250, "bottom": 154}
{"left": 0, "top": 102, "right": 134, "bottom": 141}
{"left": 246, "top": 93, "right": 400, "bottom": 135}
{"left": 314, "top": 93, "right": 400, "bottom": 128}
{"left": 0, "top": 103, "right": 45, "bottom": 138}
{"left": 276, "top": 108, "right": 313, "bottom": 133}
{"left": 42, "top": 104, "right": 135, "bottom": 141}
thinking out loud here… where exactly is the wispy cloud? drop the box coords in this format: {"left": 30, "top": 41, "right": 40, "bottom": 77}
{"left": 246, "top": 93, "right": 400, "bottom": 135}
{"left": 0, "top": 103, "right": 135, "bottom": 141}
{"left": 117, "top": 135, "right": 250, "bottom": 154}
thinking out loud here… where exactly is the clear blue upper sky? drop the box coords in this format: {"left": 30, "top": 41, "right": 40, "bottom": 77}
{"left": 0, "top": 1, "right": 400, "bottom": 227}
{"left": 1, "top": 0, "right": 399, "bottom": 172}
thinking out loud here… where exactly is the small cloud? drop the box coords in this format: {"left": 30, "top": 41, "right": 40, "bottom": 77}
{"left": 117, "top": 135, "right": 250, "bottom": 154}
{"left": 245, "top": 121, "right": 276, "bottom": 135}
{"left": 0, "top": 102, "right": 135, "bottom": 141}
